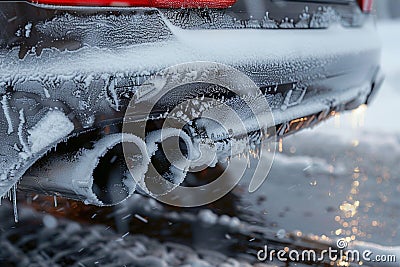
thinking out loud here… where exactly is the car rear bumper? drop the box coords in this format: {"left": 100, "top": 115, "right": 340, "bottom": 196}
{"left": 1, "top": 14, "right": 381, "bottom": 121}
{"left": 0, "top": 6, "right": 382, "bottom": 200}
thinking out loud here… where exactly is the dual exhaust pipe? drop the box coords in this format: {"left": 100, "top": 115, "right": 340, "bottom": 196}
{"left": 20, "top": 129, "right": 195, "bottom": 206}
{"left": 19, "top": 62, "right": 276, "bottom": 206}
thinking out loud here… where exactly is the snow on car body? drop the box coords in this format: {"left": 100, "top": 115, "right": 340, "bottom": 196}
{"left": 0, "top": 0, "right": 382, "bottom": 210}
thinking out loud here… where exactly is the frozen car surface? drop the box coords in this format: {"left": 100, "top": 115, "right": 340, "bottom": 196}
{"left": 0, "top": 0, "right": 382, "bottom": 208}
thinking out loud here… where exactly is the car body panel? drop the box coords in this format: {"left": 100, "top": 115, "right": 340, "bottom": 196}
{"left": 0, "top": 0, "right": 382, "bottom": 203}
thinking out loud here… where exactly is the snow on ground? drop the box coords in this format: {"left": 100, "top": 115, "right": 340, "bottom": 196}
{"left": 0, "top": 206, "right": 263, "bottom": 267}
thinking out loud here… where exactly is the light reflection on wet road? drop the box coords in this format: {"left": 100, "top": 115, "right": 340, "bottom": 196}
{"left": 237, "top": 122, "right": 400, "bottom": 247}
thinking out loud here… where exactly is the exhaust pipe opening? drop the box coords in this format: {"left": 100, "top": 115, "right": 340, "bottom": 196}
{"left": 20, "top": 133, "right": 149, "bottom": 206}
{"left": 142, "top": 129, "right": 194, "bottom": 196}
{"left": 92, "top": 143, "right": 134, "bottom": 206}
{"left": 151, "top": 135, "right": 190, "bottom": 182}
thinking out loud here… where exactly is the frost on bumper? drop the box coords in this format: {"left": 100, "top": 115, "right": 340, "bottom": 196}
{"left": 0, "top": 103, "right": 74, "bottom": 221}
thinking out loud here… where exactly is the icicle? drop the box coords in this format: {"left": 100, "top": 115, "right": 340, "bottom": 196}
{"left": 12, "top": 185, "right": 18, "bottom": 223}
{"left": 54, "top": 195, "right": 58, "bottom": 208}
{"left": 351, "top": 104, "right": 367, "bottom": 129}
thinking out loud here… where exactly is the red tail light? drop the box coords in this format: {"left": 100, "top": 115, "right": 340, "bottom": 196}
{"left": 30, "top": 0, "right": 237, "bottom": 8}
{"left": 357, "top": 0, "right": 373, "bottom": 13}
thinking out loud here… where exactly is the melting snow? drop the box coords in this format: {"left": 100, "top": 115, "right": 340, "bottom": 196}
{"left": 27, "top": 110, "right": 74, "bottom": 154}
{"left": 24, "top": 22, "right": 32, "bottom": 38}
{"left": 0, "top": 95, "right": 13, "bottom": 134}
